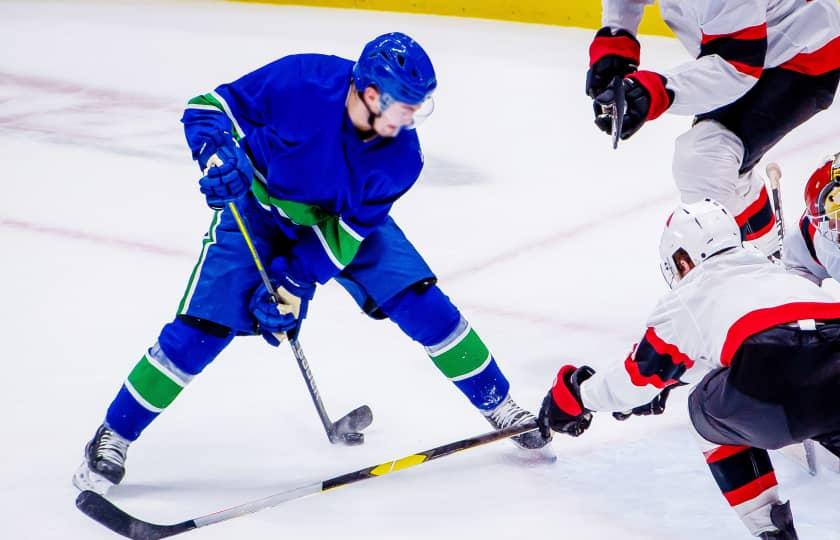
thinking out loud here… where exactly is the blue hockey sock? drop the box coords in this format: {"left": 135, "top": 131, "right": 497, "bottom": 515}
{"left": 381, "top": 285, "right": 510, "bottom": 410}
{"left": 105, "top": 318, "right": 233, "bottom": 440}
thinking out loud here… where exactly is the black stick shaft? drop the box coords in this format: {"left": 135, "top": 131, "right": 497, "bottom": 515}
{"left": 76, "top": 422, "right": 539, "bottom": 539}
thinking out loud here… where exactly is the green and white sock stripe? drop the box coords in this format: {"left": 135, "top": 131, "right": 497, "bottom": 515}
{"left": 177, "top": 211, "right": 221, "bottom": 315}
{"left": 426, "top": 318, "right": 494, "bottom": 381}
{"left": 185, "top": 91, "right": 245, "bottom": 141}
{"left": 125, "top": 345, "right": 192, "bottom": 413}
{"left": 251, "top": 181, "right": 364, "bottom": 269}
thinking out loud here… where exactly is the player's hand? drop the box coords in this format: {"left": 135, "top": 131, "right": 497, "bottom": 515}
{"left": 198, "top": 143, "right": 253, "bottom": 210}
{"left": 538, "top": 365, "right": 595, "bottom": 438}
{"left": 586, "top": 26, "right": 640, "bottom": 98}
{"left": 249, "top": 259, "right": 315, "bottom": 346}
{"left": 613, "top": 383, "right": 682, "bottom": 420}
{"left": 593, "top": 70, "right": 673, "bottom": 140}
{"left": 192, "top": 130, "right": 235, "bottom": 172}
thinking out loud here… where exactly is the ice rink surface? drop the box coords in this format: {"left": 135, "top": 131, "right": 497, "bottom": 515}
{"left": 2, "top": 1, "right": 840, "bottom": 538}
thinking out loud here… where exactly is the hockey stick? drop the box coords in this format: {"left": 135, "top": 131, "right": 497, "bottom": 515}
{"left": 76, "top": 421, "right": 539, "bottom": 539}
{"left": 206, "top": 155, "right": 372, "bottom": 446}
{"left": 608, "top": 75, "right": 625, "bottom": 150}
{"left": 765, "top": 162, "right": 817, "bottom": 476}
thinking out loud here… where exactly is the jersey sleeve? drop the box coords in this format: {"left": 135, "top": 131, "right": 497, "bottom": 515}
{"left": 580, "top": 296, "right": 698, "bottom": 413}
{"left": 781, "top": 214, "right": 827, "bottom": 285}
{"left": 664, "top": 0, "right": 768, "bottom": 115}
{"left": 180, "top": 57, "right": 298, "bottom": 160}
{"left": 602, "top": 0, "right": 654, "bottom": 34}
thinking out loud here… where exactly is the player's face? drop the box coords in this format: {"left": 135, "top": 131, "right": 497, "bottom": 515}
{"left": 374, "top": 93, "right": 435, "bottom": 137}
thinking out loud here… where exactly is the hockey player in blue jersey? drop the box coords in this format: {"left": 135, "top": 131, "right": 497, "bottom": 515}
{"left": 73, "top": 32, "right": 548, "bottom": 494}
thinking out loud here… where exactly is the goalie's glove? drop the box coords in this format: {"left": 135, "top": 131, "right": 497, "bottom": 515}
{"left": 249, "top": 258, "right": 315, "bottom": 346}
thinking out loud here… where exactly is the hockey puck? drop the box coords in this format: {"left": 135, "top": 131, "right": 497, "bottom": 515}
{"left": 342, "top": 432, "right": 364, "bottom": 445}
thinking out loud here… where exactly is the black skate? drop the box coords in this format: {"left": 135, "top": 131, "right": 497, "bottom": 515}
{"left": 483, "top": 395, "right": 551, "bottom": 450}
{"left": 72, "top": 424, "right": 131, "bottom": 494}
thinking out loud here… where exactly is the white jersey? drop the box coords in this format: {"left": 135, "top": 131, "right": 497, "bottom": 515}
{"left": 581, "top": 247, "right": 840, "bottom": 413}
{"left": 603, "top": 0, "right": 840, "bottom": 115}
{"left": 782, "top": 213, "right": 840, "bottom": 284}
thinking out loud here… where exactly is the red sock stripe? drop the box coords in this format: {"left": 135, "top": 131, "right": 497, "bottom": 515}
{"left": 723, "top": 471, "right": 777, "bottom": 507}
{"left": 735, "top": 187, "right": 769, "bottom": 227}
{"left": 780, "top": 36, "right": 840, "bottom": 76}
{"left": 704, "top": 445, "right": 751, "bottom": 464}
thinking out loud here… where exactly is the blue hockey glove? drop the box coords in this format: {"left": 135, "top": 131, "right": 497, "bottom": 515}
{"left": 198, "top": 143, "right": 253, "bottom": 210}
{"left": 191, "top": 130, "right": 235, "bottom": 172}
{"left": 538, "top": 365, "right": 595, "bottom": 438}
{"left": 249, "top": 260, "right": 315, "bottom": 346}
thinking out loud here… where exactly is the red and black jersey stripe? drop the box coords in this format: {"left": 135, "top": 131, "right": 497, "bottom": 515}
{"left": 700, "top": 23, "right": 767, "bottom": 78}
{"left": 735, "top": 186, "right": 775, "bottom": 241}
{"left": 799, "top": 214, "right": 823, "bottom": 268}
{"left": 705, "top": 445, "right": 777, "bottom": 507}
{"left": 625, "top": 328, "right": 694, "bottom": 389}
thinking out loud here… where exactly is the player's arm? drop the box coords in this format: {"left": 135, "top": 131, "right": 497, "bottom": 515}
{"left": 664, "top": 0, "right": 768, "bottom": 115}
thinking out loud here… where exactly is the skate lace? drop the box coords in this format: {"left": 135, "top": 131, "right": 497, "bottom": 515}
{"left": 97, "top": 429, "right": 129, "bottom": 466}
{"left": 488, "top": 399, "right": 533, "bottom": 429}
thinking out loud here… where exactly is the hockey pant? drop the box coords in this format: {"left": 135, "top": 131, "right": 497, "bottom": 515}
{"left": 688, "top": 322, "right": 840, "bottom": 535}
{"left": 674, "top": 67, "right": 840, "bottom": 257}
{"left": 105, "top": 206, "right": 511, "bottom": 440}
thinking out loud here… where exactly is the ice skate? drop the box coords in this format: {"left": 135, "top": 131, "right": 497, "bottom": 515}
{"left": 72, "top": 424, "right": 131, "bottom": 495}
{"left": 483, "top": 395, "right": 551, "bottom": 451}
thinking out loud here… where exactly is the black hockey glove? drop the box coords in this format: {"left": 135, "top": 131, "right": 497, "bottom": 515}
{"left": 538, "top": 365, "right": 595, "bottom": 439}
{"left": 593, "top": 71, "right": 674, "bottom": 140}
{"left": 586, "top": 27, "right": 640, "bottom": 98}
{"left": 759, "top": 502, "right": 799, "bottom": 540}
{"left": 612, "top": 382, "right": 684, "bottom": 421}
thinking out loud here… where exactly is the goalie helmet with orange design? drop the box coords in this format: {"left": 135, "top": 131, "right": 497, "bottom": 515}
{"left": 804, "top": 152, "right": 840, "bottom": 243}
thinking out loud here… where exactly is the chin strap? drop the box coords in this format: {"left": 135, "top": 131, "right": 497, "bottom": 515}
{"left": 358, "top": 89, "right": 381, "bottom": 135}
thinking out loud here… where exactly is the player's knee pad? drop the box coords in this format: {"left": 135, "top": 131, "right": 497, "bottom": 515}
{"left": 672, "top": 120, "right": 745, "bottom": 199}
{"left": 157, "top": 315, "right": 234, "bottom": 375}
{"left": 380, "top": 284, "right": 461, "bottom": 347}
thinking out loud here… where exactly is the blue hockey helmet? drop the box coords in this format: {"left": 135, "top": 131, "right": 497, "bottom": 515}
{"left": 353, "top": 32, "right": 437, "bottom": 106}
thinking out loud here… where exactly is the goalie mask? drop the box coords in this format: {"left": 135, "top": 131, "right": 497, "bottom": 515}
{"left": 804, "top": 152, "right": 840, "bottom": 244}
{"left": 659, "top": 198, "right": 742, "bottom": 288}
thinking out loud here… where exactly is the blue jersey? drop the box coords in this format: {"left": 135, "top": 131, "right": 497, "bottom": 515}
{"left": 181, "top": 54, "right": 424, "bottom": 284}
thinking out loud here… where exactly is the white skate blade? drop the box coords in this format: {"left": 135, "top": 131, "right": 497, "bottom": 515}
{"left": 72, "top": 461, "right": 114, "bottom": 495}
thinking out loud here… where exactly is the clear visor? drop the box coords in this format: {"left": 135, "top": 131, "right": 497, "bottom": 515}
{"left": 659, "top": 259, "right": 678, "bottom": 289}
{"left": 379, "top": 93, "right": 435, "bottom": 130}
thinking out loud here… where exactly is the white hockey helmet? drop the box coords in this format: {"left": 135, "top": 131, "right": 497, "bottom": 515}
{"left": 659, "top": 198, "right": 742, "bottom": 288}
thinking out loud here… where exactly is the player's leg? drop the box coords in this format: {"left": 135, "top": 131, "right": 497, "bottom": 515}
{"left": 336, "top": 218, "right": 548, "bottom": 450}
{"left": 688, "top": 368, "right": 796, "bottom": 539}
{"left": 74, "top": 198, "right": 279, "bottom": 493}
{"left": 672, "top": 120, "right": 779, "bottom": 256}
{"left": 674, "top": 67, "right": 839, "bottom": 257}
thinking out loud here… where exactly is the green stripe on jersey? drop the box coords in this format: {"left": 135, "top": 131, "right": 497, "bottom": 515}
{"left": 186, "top": 93, "right": 243, "bottom": 140}
{"left": 428, "top": 327, "right": 490, "bottom": 379}
{"left": 251, "top": 180, "right": 363, "bottom": 268}
{"left": 126, "top": 355, "right": 185, "bottom": 411}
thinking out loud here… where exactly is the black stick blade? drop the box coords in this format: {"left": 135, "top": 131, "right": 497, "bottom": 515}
{"left": 76, "top": 491, "right": 196, "bottom": 540}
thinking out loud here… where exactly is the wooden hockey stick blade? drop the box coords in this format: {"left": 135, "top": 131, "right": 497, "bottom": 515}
{"left": 75, "top": 421, "right": 538, "bottom": 539}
